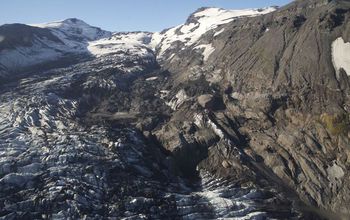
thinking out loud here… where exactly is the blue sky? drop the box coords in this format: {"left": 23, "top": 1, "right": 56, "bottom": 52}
{"left": 1, "top": 0, "right": 292, "bottom": 32}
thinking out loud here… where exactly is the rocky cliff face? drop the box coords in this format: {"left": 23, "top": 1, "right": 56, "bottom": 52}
{"left": 155, "top": 1, "right": 350, "bottom": 218}
{"left": 0, "top": 0, "right": 349, "bottom": 219}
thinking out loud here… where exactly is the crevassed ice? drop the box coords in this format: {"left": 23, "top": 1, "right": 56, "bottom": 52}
{"left": 332, "top": 37, "right": 350, "bottom": 77}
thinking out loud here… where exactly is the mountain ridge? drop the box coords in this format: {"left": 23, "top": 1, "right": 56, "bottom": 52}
{"left": 0, "top": 6, "right": 277, "bottom": 82}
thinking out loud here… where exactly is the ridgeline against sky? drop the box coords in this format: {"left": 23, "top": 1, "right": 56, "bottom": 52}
{"left": 0, "top": 0, "right": 292, "bottom": 32}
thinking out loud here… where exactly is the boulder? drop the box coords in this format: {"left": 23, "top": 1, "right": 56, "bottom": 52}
{"left": 197, "top": 94, "right": 225, "bottom": 110}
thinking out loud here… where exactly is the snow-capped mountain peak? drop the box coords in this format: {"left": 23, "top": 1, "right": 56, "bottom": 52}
{"left": 31, "top": 18, "right": 111, "bottom": 41}
{"left": 1, "top": 7, "right": 277, "bottom": 76}
{"left": 151, "top": 7, "right": 277, "bottom": 57}
{"left": 32, "top": 18, "right": 88, "bottom": 28}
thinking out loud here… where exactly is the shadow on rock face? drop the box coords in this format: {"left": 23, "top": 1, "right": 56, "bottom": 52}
{"left": 171, "top": 133, "right": 211, "bottom": 179}
{"left": 197, "top": 94, "right": 226, "bottom": 111}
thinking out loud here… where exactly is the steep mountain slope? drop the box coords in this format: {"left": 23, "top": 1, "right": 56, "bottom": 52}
{"left": 161, "top": 0, "right": 350, "bottom": 110}
{"left": 153, "top": 0, "right": 350, "bottom": 218}
{"left": 0, "top": 24, "right": 67, "bottom": 79}
{"left": 0, "top": 0, "right": 350, "bottom": 219}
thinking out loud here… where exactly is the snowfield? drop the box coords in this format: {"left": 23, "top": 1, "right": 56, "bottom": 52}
{"left": 88, "top": 32, "right": 153, "bottom": 57}
{"left": 151, "top": 7, "right": 277, "bottom": 57}
{"left": 332, "top": 37, "right": 350, "bottom": 77}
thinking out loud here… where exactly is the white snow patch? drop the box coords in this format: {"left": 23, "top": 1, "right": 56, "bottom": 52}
{"left": 149, "top": 32, "right": 163, "bottom": 49}
{"left": 0, "top": 35, "right": 5, "bottom": 43}
{"left": 166, "top": 89, "right": 189, "bottom": 110}
{"left": 145, "top": 76, "right": 158, "bottom": 81}
{"left": 214, "top": 28, "right": 225, "bottom": 37}
{"left": 167, "top": 53, "right": 175, "bottom": 61}
{"left": 327, "top": 162, "right": 344, "bottom": 180}
{"left": 332, "top": 37, "right": 350, "bottom": 76}
{"left": 208, "top": 118, "right": 225, "bottom": 138}
{"left": 194, "top": 113, "right": 204, "bottom": 128}
{"left": 194, "top": 44, "right": 215, "bottom": 61}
